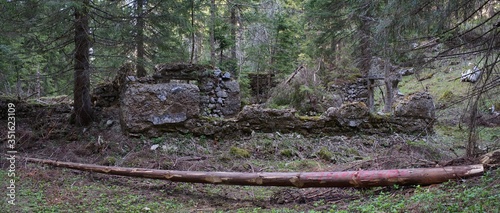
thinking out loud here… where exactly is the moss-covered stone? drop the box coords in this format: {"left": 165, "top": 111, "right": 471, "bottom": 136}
{"left": 230, "top": 146, "right": 251, "bottom": 158}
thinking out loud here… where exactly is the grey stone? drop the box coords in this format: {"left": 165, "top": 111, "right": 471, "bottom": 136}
{"left": 151, "top": 144, "right": 160, "bottom": 150}
{"left": 216, "top": 90, "right": 228, "bottom": 98}
{"left": 150, "top": 112, "right": 187, "bottom": 124}
{"left": 126, "top": 76, "right": 136, "bottom": 82}
{"left": 214, "top": 68, "right": 222, "bottom": 76}
{"left": 224, "top": 80, "right": 240, "bottom": 93}
{"left": 106, "top": 120, "right": 114, "bottom": 127}
{"left": 222, "top": 72, "right": 231, "bottom": 80}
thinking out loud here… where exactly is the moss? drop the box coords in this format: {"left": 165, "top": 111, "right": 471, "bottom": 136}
{"left": 346, "top": 73, "right": 363, "bottom": 82}
{"left": 218, "top": 155, "right": 232, "bottom": 162}
{"left": 438, "top": 90, "right": 455, "bottom": 102}
{"left": 102, "top": 157, "right": 116, "bottom": 166}
{"left": 344, "top": 147, "right": 360, "bottom": 156}
{"left": 298, "top": 115, "right": 322, "bottom": 121}
{"left": 199, "top": 116, "right": 225, "bottom": 122}
{"left": 229, "top": 146, "right": 251, "bottom": 158}
{"left": 317, "top": 147, "right": 333, "bottom": 161}
{"left": 280, "top": 149, "right": 295, "bottom": 158}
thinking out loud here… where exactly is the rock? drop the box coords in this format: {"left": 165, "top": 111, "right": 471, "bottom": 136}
{"left": 150, "top": 144, "right": 159, "bottom": 151}
{"left": 106, "top": 120, "right": 114, "bottom": 127}
{"left": 222, "top": 72, "right": 231, "bottom": 80}
{"left": 394, "top": 92, "right": 435, "bottom": 119}
{"left": 200, "top": 81, "right": 214, "bottom": 91}
{"left": 120, "top": 83, "right": 200, "bottom": 134}
{"left": 224, "top": 80, "right": 240, "bottom": 93}
{"left": 214, "top": 68, "right": 222, "bottom": 76}
{"left": 399, "top": 68, "right": 415, "bottom": 76}
{"left": 126, "top": 76, "right": 136, "bottom": 82}
{"left": 216, "top": 90, "right": 228, "bottom": 98}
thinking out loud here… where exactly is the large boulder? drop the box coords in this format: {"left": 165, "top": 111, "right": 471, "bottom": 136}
{"left": 394, "top": 92, "right": 435, "bottom": 119}
{"left": 120, "top": 83, "right": 200, "bottom": 134}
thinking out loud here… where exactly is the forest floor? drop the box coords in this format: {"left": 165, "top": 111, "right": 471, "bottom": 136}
{"left": 2, "top": 56, "right": 500, "bottom": 212}
{"left": 1, "top": 110, "right": 499, "bottom": 212}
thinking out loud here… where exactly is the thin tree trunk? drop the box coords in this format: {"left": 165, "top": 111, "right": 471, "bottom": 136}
{"left": 383, "top": 62, "right": 393, "bottom": 113}
{"left": 209, "top": 0, "right": 216, "bottom": 67}
{"left": 135, "top": 0, "right": 146, "bottom": 77}
{"left": 359, "top": 12, "right": 373, "bottom": 112}
{"left": 229, "top": 2, "right": 237, "bottom": 75}
{"left": 190, "top": 0, "right": 195, "bottom": 64}
{"left": 25, "top": 157, "right": 483, "bottom": 188}
{"left": 36, "top": 65, "right": 41, "bottom": 99}
{"left": 73, "top": 0, "right": 93, "bottom": 126}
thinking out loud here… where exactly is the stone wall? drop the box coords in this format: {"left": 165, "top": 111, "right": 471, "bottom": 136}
{"left": 199, "top": 69, "right": 241, "bottom": 117}
{"left": 100, "top": 63, "right": 436, "bottom": 139}
{"left": 125, "top": 92, "right": 436, "bottom": 138}
{"left": 338, "top": 78, "right": 369, "bottom": 103}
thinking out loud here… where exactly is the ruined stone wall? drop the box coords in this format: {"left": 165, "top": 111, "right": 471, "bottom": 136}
{"left": 199, "top": 69, "right": 241, "bottom": 117}
{"left": 122, "top": 92, "right": 436, "bottom": 138}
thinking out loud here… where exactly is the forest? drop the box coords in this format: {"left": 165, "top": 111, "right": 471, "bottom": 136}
{"left": 1, "top": 0, "right": 499, "bottom": 212}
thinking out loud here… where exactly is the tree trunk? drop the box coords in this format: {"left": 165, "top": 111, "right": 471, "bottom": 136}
{"left": 190, "top": 0, "right": 195, "bottom": 64}
{"left": 359, "top": 13, "right": 373, "bottom": 112}
{"left": 229, "top": 2, "right": 237, "bottom": 75}
{"left": 383, "top": 63, "right": 393, "bottom": 113}
{"left": 209, "top": 0, "right": 216, "bottom": 67}
{"left": 73, "top": 0, "right": 93, "bottom": 126}
{"left": 135, "top": 0, "right": 146, "bottom": 77}
{"left": 25, "top": 157, "right": 483, "bottom": 188}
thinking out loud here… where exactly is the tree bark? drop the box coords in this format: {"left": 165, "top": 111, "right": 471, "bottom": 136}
{"left": 209, "top": 0, "right": 216, "bottom": 67}
{"left": 383, "top": 62, "right": 393, "bottom": 113}
{"left": 73, "top": 0, "right": 93, "bottom": 126}
{"left": 359, "top": 14, "right": 373, "bottom": 112}
{"left": 229, "top": 2, "right": 237, "bottom": 75}
{"left": 190, "top": 0, "right": 195, "bottom": 64}
{"left": 25, "top": 157, "right": 483, "bottom": 188}
{"left": 135, "top": 0, "right": 146, "bottom": 77}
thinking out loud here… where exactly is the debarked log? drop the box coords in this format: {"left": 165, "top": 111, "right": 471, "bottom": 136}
{"left": 24, "top": 157, "right": 483, "bottom": 188}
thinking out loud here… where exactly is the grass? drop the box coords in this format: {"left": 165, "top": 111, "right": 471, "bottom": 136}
{"left": 330, "top": 169, "right": 500, "bottom": 213}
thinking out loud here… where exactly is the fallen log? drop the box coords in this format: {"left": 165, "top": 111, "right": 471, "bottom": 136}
{"left": 24, "top": 157, "right": 483, "bottom": 188}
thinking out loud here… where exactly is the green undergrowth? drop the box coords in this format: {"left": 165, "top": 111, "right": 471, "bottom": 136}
{"left": 331, "top": 169, "right": 500, "bottom": 213}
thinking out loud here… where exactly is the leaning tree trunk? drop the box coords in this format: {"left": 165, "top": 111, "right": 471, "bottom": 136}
{"left": 25, "top": 158, "right": 483, "bottom": 188}
{"left": 73, "top": 0, "right": 93, "bottom": 126}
